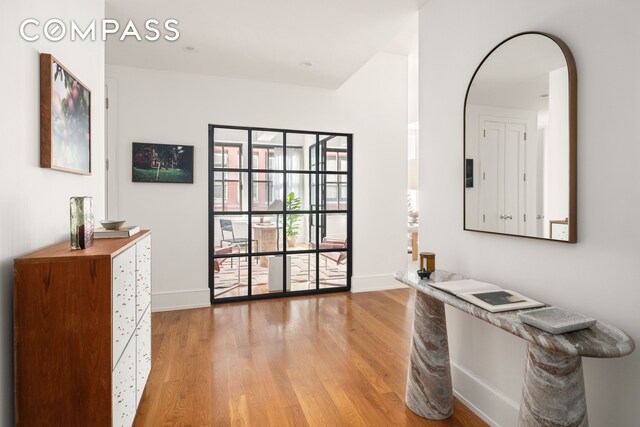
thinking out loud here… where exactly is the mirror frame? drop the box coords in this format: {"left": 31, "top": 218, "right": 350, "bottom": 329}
{"left": 463, "top": 31, "right": 577, "bottom": 243}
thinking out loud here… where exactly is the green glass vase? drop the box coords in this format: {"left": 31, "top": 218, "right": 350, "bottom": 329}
{"left": 70, "top": 196, "right": 94, "bottom": 250}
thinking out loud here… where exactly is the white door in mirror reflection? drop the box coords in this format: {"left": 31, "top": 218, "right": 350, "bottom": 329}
{"left": 480, "top": 120, "right": 526, "bottom": 234}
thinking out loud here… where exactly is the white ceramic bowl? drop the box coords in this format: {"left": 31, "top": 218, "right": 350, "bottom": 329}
{"left": 101, "top": 220, "right": 126, "bottom": 230}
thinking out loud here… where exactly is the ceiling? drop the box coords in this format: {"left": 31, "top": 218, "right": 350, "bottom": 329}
{"left": 105, "top": 0, "right": 425, "bottom": 89}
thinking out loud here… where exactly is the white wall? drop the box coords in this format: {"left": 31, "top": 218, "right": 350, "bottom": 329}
{"left": 106, "top": 51, "right": 408, "bottom": 310}
{"left": 0, "top": 1, "right": 106, "bottom": 424}
{"left": 408, "top": 51, "right": 420, "bottom": 125}
{"left": 420, "top": 0, "right": 640, "bottom": 426}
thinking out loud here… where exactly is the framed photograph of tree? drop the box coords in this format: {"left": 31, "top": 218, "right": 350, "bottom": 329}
{"left": 132, "top": 142, "right": 194, "bottom": 183}
{"left": 40, "top": 53, "right": 91, "bottom": 175}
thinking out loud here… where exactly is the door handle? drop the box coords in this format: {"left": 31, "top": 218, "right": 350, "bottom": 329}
{"left": 500, "top": 214, "right": 513, "bottom": 220}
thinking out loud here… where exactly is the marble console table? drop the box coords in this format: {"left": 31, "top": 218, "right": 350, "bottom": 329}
{"left": 395, "top": 270, "right": 635, "bottom": 427}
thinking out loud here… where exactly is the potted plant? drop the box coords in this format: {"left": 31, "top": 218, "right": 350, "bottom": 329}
{"left": 286, "top": 191, "right": 302, "bottom": 247}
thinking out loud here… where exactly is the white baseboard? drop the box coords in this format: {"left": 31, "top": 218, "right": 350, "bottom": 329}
{"left": 152, "top": 289, "right": 211, "bottom": 312}
{"left": 451, "top": 361, "right": 520, "bottom": 427}
{"left": 151, "top": 275, "right": 408, "bottom": 310}
{"left": 351, "top": 274, "right": 408, "bottom": 293}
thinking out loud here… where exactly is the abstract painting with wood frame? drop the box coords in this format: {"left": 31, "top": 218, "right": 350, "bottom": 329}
{"left": 40, "top": 53, "right": 91, "bottom": 175}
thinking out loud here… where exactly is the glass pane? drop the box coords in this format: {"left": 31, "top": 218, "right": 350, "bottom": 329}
{"left": 319, "top": 175, "right": 348, "bottom": 211}
{"left": 289, "top": 253, "right": 317, "bottom": 292}
{"left": 309, "top": 212, "right": 320, "bottom": 247}
{"left": 339, "top": 183, "right": 348, "bottom": 208}
{"left": 285, "top": 213, "right": 316, "bottom": 251}
{"left": 326, "top": 182, "right": 338, "bottom": 202}
{"left": 320, "top": 135, "right": 348, "bottom": 172}
{"left": 252, "top": 131, "right": 284, "bottom": 170}
{"left": 286, "top": 133, "right": 316, "bottom": 171}
{"left": 213, "top": 255, "right": 249, "bottom": 299}
{"left": 310, "top": 143, "right": 317, "bottom": 171}
{"left": 327, "top": 156, "right": 337, "bottom": 172}
{"left": 250, "top": 255, "right": 270, "bottom": 295}
{"left": 251, "top": 172, "right": 284, "bottom": 211}
{"left": 324, "top": 213, "right": 347, "bottom": 243}
{"left": 309, "top": 174, "right": 318, "bottom": 211}
{"left": 252, "top": 181, "right": 259, "bottom": 203}
{"left": 213, "top": 128, "right": 249, "bottom": 169}
{"left": 318, "top": 252, "right": 347, "bottom": 288}
{"left": 252, "top": 215, "right": 284, "bottom": 255}
{"left": 286, "top": 173, "right": 313, "bottom": 211}
{"left": 213, "top": 215, "right": 254, "bottom": 253}
{"left": 259, "top": 254, "right": 286, "bottom": 294}
{"left": 327, "top": 135, "right": 348, "bottom": 150}
{"left": 213, "top": 152, "right": 223, "bottom": 168}
{"left": 212, "top": 172, "right": 248, "bottom": 212}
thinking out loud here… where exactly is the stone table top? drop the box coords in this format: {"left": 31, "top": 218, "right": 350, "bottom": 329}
{"left": 395, "top": 270, "right": 635, "bottom": 358}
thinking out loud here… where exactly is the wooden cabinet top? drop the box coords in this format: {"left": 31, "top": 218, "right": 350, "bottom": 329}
{"left": 15, "top": 230, "right": 151, "bottom": 264}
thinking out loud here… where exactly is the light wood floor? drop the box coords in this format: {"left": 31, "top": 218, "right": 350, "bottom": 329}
{"left": 134, "top": 288, "right": 488, "bottom": 427}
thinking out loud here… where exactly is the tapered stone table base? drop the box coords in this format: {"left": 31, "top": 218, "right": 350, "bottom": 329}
{"left": 518, "top": 344, "right": 588, "bottom": 426}
{"left": 406, "top": 292, "right": 454, "bottom": 419}
{"left": 396, "top": 270, "right": 634, "bottom": 424}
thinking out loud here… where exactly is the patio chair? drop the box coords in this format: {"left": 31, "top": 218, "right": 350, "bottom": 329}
{"left": 213, "top": 245, "right": 236, "bottom": 273}
{"left": 219, "top": 218, "right": 258, "bottom": 253}
{"left": 316, "top": 238, "right": 348, "bottom": 266}
{"left": 307, "top": 238, "right": 347, "bottom": 287}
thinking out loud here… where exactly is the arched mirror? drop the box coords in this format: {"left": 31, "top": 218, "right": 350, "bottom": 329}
{"left": 464, "top": 32, "right": 577, "bottom": 242}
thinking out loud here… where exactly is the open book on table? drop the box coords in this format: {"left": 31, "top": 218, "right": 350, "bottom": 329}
{"left": 428, "top": 279, "right": 545, "bottom": 313}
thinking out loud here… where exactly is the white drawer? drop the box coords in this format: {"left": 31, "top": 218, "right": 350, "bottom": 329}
{"left": 136, "top": 236, "right": 152, "bottom": 324}
{"left": 113, "top": 246, "right": 137, "bottom": 368}
{"left": 136, "top": 307, "right": 152, "bottom": 406}
{"left": 112, "top": 338, "right": 136, "bottom": 427}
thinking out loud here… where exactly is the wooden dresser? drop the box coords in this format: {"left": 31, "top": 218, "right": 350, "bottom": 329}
{"left": 14, "top": 231, "right": 152, "bottom": 427}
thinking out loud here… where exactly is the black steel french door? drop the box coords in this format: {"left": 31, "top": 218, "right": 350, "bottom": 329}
{"left": 209, "top": 125, "right": 352, "bottom": 303}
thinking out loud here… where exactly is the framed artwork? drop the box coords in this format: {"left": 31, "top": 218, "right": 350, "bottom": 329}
{"left": 132, "top": 142, "right": 194, "bottom": 183}
{"left": 465, "top": 158, "right": 474, "bottom": 188}
{"left": 40, "top": 53, "right": 91, "bottom": 175}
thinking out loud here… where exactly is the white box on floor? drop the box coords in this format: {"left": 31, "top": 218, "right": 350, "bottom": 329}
{"left": 268, "top": 255, "right": 291, "bottom": 292}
